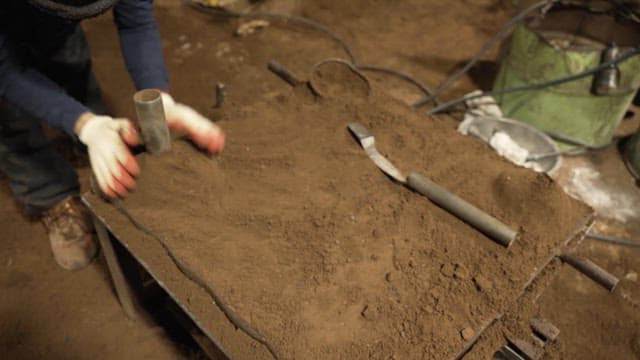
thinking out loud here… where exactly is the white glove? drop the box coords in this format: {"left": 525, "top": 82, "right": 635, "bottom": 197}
{"left": 78, "top": 115, "right": 140, "bottom": 198}
{"left": 161, "top": 93, "right": 225, "bottom": 153}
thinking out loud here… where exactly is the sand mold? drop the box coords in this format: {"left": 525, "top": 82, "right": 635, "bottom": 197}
{"left": 89, "top": 79, "right": 590, "bottom": 359}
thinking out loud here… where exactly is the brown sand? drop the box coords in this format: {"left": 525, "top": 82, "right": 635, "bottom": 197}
{"left": 1, "top": 1, "right": 635, "bottom": 359}
{"left": 87, "top": 67, "right": 591, "bottom": 358}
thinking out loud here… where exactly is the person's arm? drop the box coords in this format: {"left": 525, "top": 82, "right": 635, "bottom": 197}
{"left": 0, "top": 32, "right": 90, "bottom": 138}
{"left": 114, "top": 0, "right": 225, "bottom": 154}
{"left": 0, "top": 30, "right": 140, "bottom": 198}
{"left": 113, "top": 0, "right": 168, "bottom": 91}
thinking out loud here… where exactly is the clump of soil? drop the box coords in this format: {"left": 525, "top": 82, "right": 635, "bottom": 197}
{"left": 88, "top": 68, "right": 590, "bottom": 359}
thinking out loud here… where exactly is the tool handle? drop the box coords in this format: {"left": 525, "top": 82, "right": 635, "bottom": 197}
{"left": 560, "top": 254, "right": 619, "bottom": 292}
{"left": 406, "top": 172, "right": 517, "bottom": 247}
{"left": 267, "top": 60, "right": 302, "bottom": 87}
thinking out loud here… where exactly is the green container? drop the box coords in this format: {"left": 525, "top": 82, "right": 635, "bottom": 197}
{"left": 625, "top": 129, "right": 640, "bottom": 180}
{"left": 493, "top": 9, "right": 640, "bottom": 149}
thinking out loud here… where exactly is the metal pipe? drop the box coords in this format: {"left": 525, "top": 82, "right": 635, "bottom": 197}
{"left": 586, "top": 232, "right": 640, "bottom": 248}
{"left": 267, "top": 60, "right": 302, "bottom": 86}
{"left": 560, "top": 253, "right": 619, "bottom": 292}
{"left": 133, "top": 89, "right": 172, "bottom": 154}
{"left": 406, "top": 172, "right": 518, "bottom": 247}
{"left": 214, "top": 83, "right": 225, "bottom": 108}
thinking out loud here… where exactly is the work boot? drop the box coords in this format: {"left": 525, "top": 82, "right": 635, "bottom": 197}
{"left": 41, "top": 196, "right": 98, "bottom": 271}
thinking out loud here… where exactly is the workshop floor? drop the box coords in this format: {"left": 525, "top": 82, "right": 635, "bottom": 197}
{"left": 0, "top": 175, "right": 186, "bottom": 359}
{"left": 1, "top": 0, "right": 639, "bottom": 359}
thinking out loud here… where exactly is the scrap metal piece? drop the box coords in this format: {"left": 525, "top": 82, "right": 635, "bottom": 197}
{"left": 507, "top": 337, "right": 544, "bottom": 360}
{"left": 92, "top": 214, "right": 141, "bottom": 320}
{"left": 560, "top": 253, "right": 620, "bottom": 292}
{"left": 268, "top": 60, "right": 302, "bottom": 87}
{"left": 493, "top": 346, "right": 526, "bottom": 360}
{"left": 586, "top": 232, "right": 640, "bottom": 248}
{"left": 347, "top": 122, "right": 407, "bottom": 183}
{"left": 531, "top": 318, "right": 560, "bottom": 343}
{"left": 593, "top": 44, "right": 621, "bottom": 95}
{"left": 214, "top": 83, "right": 226, "bottom": 108}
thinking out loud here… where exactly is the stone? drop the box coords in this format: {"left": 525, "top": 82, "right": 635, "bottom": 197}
{"left": 461, "top": 327, "right": 475, "bottom": 341}
{"left": 361, "top": 304, "right": 380, "bottom": 321}
{"left": 625, "top": 272, "right": 638, "bottom": 282}
{"left": 473, "top": 275, "right": 493, "bottom": 292}
{"left": 440, "top": 263, "right": 455, "bottom": 277}
{"left": 385, "top": 272, "right": 394, "bottom": 283}
{"left": 454, "top": 263, "right": 470, "bottom": 280}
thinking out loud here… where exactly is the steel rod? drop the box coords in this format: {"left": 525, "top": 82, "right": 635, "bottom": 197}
{"left": 267, "top": 60, "right": 302, "bottom": 86}
{"left": 406, "top": 172, "right": 518, "bottom": 247}
{"left": 560, "top": 254, "right": 619, "bottom": 292}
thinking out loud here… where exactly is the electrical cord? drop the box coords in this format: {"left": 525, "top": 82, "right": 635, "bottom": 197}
{"left": 427, "top": 47, "right": 640, "bottom": 115}
{"left": 525, "top": 135, "right": 620, "bottom": 161}
{"left": 412, "top": 0, "right": 556, "bottom": 108}
{"left": 356, "top": 64, "right": 438, "bottom": 103}
{"left": 186, "top": 0, "right": 439, "bottom": 103}
{"left": 111, "top": 200, "right": 281, "bottom": 360}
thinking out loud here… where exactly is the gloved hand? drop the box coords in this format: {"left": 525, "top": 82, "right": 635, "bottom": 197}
{"left": 161, "top": 93, "right": 225, "bottom": 154}
{"left": 77, "top": 114, "right": 140, "bottom": 198}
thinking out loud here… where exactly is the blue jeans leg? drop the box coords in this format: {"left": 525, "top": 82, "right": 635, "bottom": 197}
{"left": 0, "top": 103, "right": 80, "bottom": 215}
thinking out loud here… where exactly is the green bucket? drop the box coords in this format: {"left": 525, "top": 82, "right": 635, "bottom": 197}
{"left": 625, "top": 129, "right": 640, "bottom": 180}
{"left": 493, "top": 7, "right": 640, "bottom": 149}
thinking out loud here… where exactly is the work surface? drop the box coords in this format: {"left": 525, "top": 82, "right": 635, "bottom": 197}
{"left": 86, "top": 79, "right": 591, "bottom": 359}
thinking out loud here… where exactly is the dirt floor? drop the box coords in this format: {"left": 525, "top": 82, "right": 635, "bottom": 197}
{"left": 1, "top": 0, "right": 640, "bottom": 359}
{"left": 0, "top": 180, "right": 187, "bottom": 359}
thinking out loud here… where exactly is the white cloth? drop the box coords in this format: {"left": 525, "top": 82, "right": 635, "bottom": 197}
{"left": 457, "top": 90, "right": 545, "bottom": 172}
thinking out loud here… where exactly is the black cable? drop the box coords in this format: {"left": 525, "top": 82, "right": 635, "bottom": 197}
{"left": 544, "top": 130, "right": 622, "bottom": 149}
{"left": 112, "top": 200, "right": 281, "bottom": 360}
{"left": 186, "top": 1, "right": 438, "bottom": 100}
{"left": 357, "top": 64, "right": 440, "bottom": 105}
{"left": 428, "top": 47, "right": 640, "bottom": 115}
{"left": 525, "top": 135, "right": 620, "bottom": 161}
{"left": 413, "top": 0, "right": 555, "bottom": 108}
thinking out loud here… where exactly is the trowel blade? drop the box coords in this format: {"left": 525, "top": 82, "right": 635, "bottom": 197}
{"left": 348, "top": 123, "right": 406, "bottom": 183}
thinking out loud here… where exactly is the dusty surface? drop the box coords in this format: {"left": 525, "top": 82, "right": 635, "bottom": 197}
{"left": 89, "top": 84, "right": 590, "bottom": 358}
{"left": 464, "top": 220, "right": 640, "bottom": 360}
{"left": 86, "top": 3, "right": 592, "bottom": 355}
{"left": 1, "top": 0, "right": 639, "bottom": 359}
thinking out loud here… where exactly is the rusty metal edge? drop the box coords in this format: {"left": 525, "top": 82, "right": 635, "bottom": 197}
{"left": 451, "top": 212, "right": 595, "bottom": 360}
{"left": 81, "top": 193, "right": 233, "bottom": 360}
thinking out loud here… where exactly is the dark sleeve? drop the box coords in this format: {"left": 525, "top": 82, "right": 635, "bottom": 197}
{"left": 0, "top": 32, "right": 89, "bottom": 138}
{"left": 113, "top": 0, "right": 169, "bottom": 91}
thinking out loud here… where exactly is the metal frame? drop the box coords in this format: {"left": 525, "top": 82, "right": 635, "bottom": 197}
{"left": 85, "top": 197, "right": 231, "bottom": 359}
